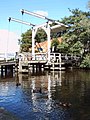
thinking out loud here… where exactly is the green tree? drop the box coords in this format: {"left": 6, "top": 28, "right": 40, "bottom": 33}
{"left": 20, "top": 29, "right": 32, "bottom": 52}
{"left": 20, "top": 28, "right": 47, "bottom": 52}
{"left": 35, "top": 29, "right": 47, "bottom": 42}
{"left": 51, "top": 38, "right": 59, "bottom": 52}
{"left": 69, "top": 41, "right": 83, "bottom": 55}
{"left": 57, "top": 41, "right": 69, "bottom": 53}
{"left": 80, "top": 54, "right": 90, "bottom": 68}
{"left": 59, "top": 9, "right": 90, "bottom": 68}
{"left": 61, "top": 9, "right": 90, "bottom": 54}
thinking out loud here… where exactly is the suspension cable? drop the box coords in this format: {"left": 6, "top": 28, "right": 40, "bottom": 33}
{"left": 5, "top": 21, "right": 10, "bottom": 61}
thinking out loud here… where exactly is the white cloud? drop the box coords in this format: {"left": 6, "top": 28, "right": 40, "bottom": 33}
{"left": 33, "top": 10, "right": 48, "bottom": 17}
{"left": 0, "top": 29, "right": 20, "bottom": 53}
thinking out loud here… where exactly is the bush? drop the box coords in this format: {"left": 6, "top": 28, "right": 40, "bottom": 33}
{"left": 80, "top": 54, "right": 90, "bottom": 68}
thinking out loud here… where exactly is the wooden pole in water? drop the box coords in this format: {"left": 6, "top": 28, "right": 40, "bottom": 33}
{"left": 1, "top": 66, "right": 3, "bottom": 77}
{"left": 5, "top": 65, "right": 7, "bottom": 77}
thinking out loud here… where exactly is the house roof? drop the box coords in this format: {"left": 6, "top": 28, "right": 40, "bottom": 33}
{"left": 35, "top": 37, "right": 62, "bottom": 52}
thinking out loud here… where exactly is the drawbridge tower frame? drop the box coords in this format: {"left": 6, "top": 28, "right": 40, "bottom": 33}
{"left": 31, "top": 21, "right": 51, "bottom": 62}
{"left": 9, "top": 9, "right": 68, "bottom": 63}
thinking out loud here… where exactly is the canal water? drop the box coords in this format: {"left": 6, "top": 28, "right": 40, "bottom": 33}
{"left": 0, "top": 69, "right": 90, "bottom": 120}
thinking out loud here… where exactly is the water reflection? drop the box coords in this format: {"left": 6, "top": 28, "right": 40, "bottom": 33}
{"left": 0, "top": 69, "right": 90, "bottom": 120}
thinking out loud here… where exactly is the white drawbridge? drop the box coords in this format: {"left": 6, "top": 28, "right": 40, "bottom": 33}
{"left": 8, "top": 9, "right": 68, "bottom": 63}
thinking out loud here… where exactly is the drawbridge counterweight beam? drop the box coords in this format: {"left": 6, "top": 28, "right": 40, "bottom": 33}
{"left": 20, "top": 9, "right": 68, "bottom": 27}
{"left": 20, "top": 9, "right": 55, "bottom": 22}
{"left": 8, "top": 17, "right": 35, "bottom": 27}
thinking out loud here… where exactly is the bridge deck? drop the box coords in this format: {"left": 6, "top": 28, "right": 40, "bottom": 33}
{"left": 0, "top": 61, "right": 16, "bottom": 66}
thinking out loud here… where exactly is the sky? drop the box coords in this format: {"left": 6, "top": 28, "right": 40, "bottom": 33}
{"left": 0, "top": 0, "right": 89, "bottom": 54}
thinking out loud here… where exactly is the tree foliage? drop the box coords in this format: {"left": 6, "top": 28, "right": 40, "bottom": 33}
{"left": 57, "top": 41, "right": 69, "bottom": 53}
{"left": 20, "top": 29, "right": 47, "bottom": 52}
{"left": 35, "top": 29, "right": 47, "bottom": 42}
{"left": 51, "top": 38, "right": 60, "bottom": 52}
{"left": 51, "top": 38, "right": 59, "bottom": 47}
{"left": 80, "top": 54, "right": 90, "bottom": 68}
{"left": 60, "top": 9, "right": 90, "bottom": 55}
{"left": 20, "top": 29, "right": 32, "bottom": 52}
{"left": 69, "top": 41, "right": 83, "bottom": 55}
{"left": 59, "top": 9, "right": 90, "bottom": 68}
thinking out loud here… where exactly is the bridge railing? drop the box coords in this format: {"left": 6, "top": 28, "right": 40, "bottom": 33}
{"left": 17, "top": 52, "right": 48, "bottom": 62}
{"left": 33, "top": 53, "right": 47, "bottom": 61}
{"left": 49, "top": 53, "right": 81, "bottom": 63}
{"left": 17, "top": 52, "right": 81, "bottom": 64}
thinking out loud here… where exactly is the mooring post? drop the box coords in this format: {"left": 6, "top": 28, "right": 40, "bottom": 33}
{"left": 9, "top": 65, "right": 13, "bottom": 77}
{"left": 32, "top": 64, "right": 35, "bottom": 73}
{"left": 39, "top": 65, "right": 41, "bottom": 71}
{"left": 5, "top": 65, "right": 7, "bottom": 77}
{"left": 1, "top": 65, "right": 3, "bottom": 77}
